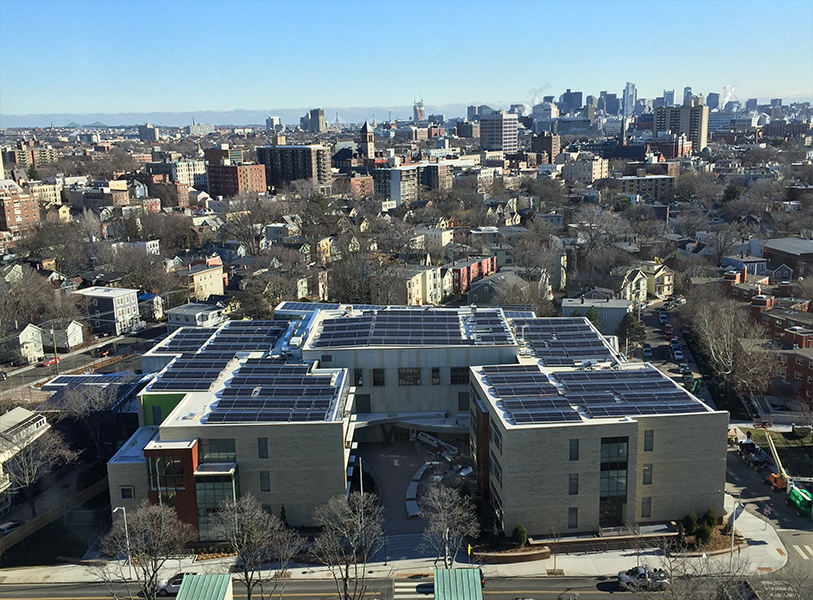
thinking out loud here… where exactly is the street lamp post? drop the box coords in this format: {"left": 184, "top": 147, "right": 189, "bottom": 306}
{"left": 113, "top": 506, "right": 132, "bottom": 580}
{"left": 729, "top": 491, "right": 741, "bottom": 571}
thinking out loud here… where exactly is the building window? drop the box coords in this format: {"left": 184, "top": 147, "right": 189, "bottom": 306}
{"left": 372, "top": 369, "right": 385, "bottom": 387}
{"left": 199, "top": 438, "right": 236, "bottom": 463}
{"left": 398, "top": 368, "right": 421, "bottom": 386}
{"left": 568, "top": 507, "right": 578, "bottom": 529}
{"left": 644, "top": 430, "right": 654, "bottom": 452}
{"left": 643, "top": 463, "right": 653, "bottom": 485}
{"left": 569, "top": 438, "right": 579, "bottom": 461}
{"left": 321, "top": 354, "right": 332, "bottom": 363}
{"left": 120, "top": 486, "right": 134, "bottom": 499}
{"left": 489, "top": 451, "right": 503, "bottom": 485}
{"left": 450, "top": 367, "right": 469, "bottom": 385}
{"left": 569, "top": 473, "right": 579, "bottom": 495}
{"left": 796, "top": 357, "right": 804, "bottom": 365}
{"left": 147, "top": 455, "right": 185, "bottom": 492}
{"left": 490, "top": 420, "right": 503, "bottom": 452}
{"left": 431, "top": 367, "right": 440, "bottom": 385}
{"left": 795, "top": 371, "right": 803, "bottom": 380}
{"left": 458, "top": 392, "right": 469, "bottom": 411}
{"left": 355, "top": 394, "right": 371, "bottom": 413}
{"left": 258, "top": 437, "right": 269, "bottom": 459}
{"left": 642, "top": 497, "right": 652, "bottom": 518}
{"left": 354, "top": 368, "right": 363, "bottom": 387}
{"left": 259, "top": 471, "right": 271, "bottom": 492}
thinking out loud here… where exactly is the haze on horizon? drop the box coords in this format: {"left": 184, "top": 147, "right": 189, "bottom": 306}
{"left": 1, "top": 0, "right": 811, "bottom": 128}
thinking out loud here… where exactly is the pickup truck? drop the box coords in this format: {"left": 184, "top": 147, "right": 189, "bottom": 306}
{"left": 618, "top": 565, "right": 670, "bottom": 591}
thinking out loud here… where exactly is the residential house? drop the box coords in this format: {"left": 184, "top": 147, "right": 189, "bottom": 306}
{"left": 73, "top": 287, "right": 145, "bottom": 336}
{"left": 467, "top": 272, "right": 529, "bottom": 305}
{"left": 46, "top": 319, "right": 84, "bottom": 351}
{"left": 165, "top": 303, "right": 229, "bottom": 332}
{"left": 561, "top": 298, "right": 633, "bottom": 336}
{"left": 637, "top": 261, "right": 674, "bottom": 299}
{"left": 1, "top": 324, "right": 44, "bottom": 364}
{"left": 138, "top": 293, "right": 165, "bottom": 322}
{"left": 183, "top": 264, "right": 225, "bottom": 302}
{"left": 448, "top": 257, "right": 497, "bottom": 295}
{"left": 763, "top": 238, "right": 813, "bottom": 278}
{"left": 722, "top": 255, "right": 767, "bottom": 277}
{"left": 0, "top": 408, "right": 50, "bottom": 515}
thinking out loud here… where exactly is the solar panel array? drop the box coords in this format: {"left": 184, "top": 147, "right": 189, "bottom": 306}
{"left": 150, "top": 354, "right": 235, "bottom": 392}
{"left": 469, "top": 310, "right": 514, "bottom": 344}
{"left": 503, "top": 310, "right": 537, "bottom": 319}
{"left": 208, "top": 360, "right": 339, "bottom": 423}
{"left": 202, "top": 320, "right": 288, "bottom": 353}
{"left": 512, "top": 318, "right": 614, "bottom": 366}
{"left": 313, "top": 309, "right": 514, "bottom": 348}
{"left": 482, "top": 363, "right": 706, "bottom": 424}
{"left": 276, "top": 301, "right": 340, "bottom": 313}
{"left": 482, "top": 365, "right": 581, "bottom": 424}
{"left": 158, "top": 328, "right": 215, "bottom": 353}
{"left": 555, "top": 370, "right": 707, "bottom": 417}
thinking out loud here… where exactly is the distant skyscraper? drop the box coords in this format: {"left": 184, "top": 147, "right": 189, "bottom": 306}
{"left": 467, "top": 105, "right": 479, "bottom": 119}
{"left": 663, "top": 89, "right": 675, "bottom": 106}
{"left": 706, "top": 93, "right": 720, "bottom": 111}
{"left": 683, "top": 87, "right": 693, "bottom": 103}
{"left": 479, "top": 111, "right": 519, "bottom": 153}
{"left": 654, "top": 95, "right": 709, "bottom": 153}
{"left": 746, "top": 98, "right": 758, "bottom": 112}
{"left": 770, "top": 98, "right": 783, "bottom": 107}
{"left": 623, "top": 82, "right": 637, "bottom": 117}
{"left": 413, "top": 100, "right": 425, "bottom": 122}
{"left": 559, "top": 89, "right": 583, "bottom": 114}
{"left": 265, "top": 116, "right": 281, "bottom": 132}
{"left": 301, "top": 109, "right": 326, "bottom": 133}
{"left": 138, "top": 123, "right": 160, "bottom": 142}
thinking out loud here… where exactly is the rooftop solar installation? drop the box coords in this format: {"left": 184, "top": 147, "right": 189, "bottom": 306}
{"left": 312, "top": 308, "right": 514, "bottom": 348}
{"left": 511, "top": 317, "right": 615, "bottom": 365}
{"left": 481, "top": 363, "right": 707, "bottom": 424}
{"left": 206, "top": 359, "right": 342, "bottom": 423}
{"left": 158, "top": 328, "right": 216, "bottom": 353}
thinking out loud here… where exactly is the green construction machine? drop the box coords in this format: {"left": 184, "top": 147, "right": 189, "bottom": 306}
{"left": 764, "top": 431, "right": 813, "bottom": 519}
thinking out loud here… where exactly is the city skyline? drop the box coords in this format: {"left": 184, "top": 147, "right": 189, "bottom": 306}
{"left": 0, "top": 0, "right": 811, "bottom": 127}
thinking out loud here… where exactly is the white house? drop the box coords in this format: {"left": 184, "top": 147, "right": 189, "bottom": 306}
{"left": 48, "top": 319, "right": 84, "bottom": 351}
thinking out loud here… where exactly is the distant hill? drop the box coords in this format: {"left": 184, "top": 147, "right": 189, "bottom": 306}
{"left": 0, "top": 104, "right": 473, "bottom": 128}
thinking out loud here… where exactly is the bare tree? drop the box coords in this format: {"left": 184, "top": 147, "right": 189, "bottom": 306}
{"left": 705, "top": 225, "right": 739, "bottom": 262}
{"left": 100, "top": 500, "right": 195, "bottom": 600}
{"left": 420, "top": 485, "right": 479, "bottom": 568}
{"left": 678, "top": 289, "right": 769, "bottom": 392}
{"left": 210, "top": 494, "right": 303, "bottom": 600}
{"left": 311, "top": 492, "right": 385, "bottom": 600}
{"left": 673, "top": 204, "right": 709, "bottom": 239}
{"left": 4, "top": 428, "right": 77, "bottom": 518}
{"left": 733, "top": 339, "right": 781, "bottom": 401}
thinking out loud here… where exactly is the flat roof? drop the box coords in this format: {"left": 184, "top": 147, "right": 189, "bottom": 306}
{"left": 109, "top": 426, "right": 158, "bottom": 463}
{"left": 73, "top": 286, "right": 138, "bottom": 297}
{"left": 473, "top": 362, "right": 713, "bottom": 428}
{"left": 510, "top": 317, "right": 618, "bottom": 366}
{"left": 165, "top": 303, "right": 222, "bottom": 316}
{"left": 145, "top": 439, "right": 197, "bottom": 451}
{"left": 434, "top": 568, "right": 483, "bottom": 600}
{"left": 305, "top": 307, "right": 516, "bottom": 349}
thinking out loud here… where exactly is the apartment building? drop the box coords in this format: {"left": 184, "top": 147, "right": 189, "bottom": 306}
{"left": 73, "top": 287, "right": 145, "bottom": 336}
{"left": 654, "top": 96, "right": 709, "bottom": 153}
{"left": 480, "top": 111, "right": 519, "bottom": 153}
{"left": 256, "top": 145, "right": 332, "bottom": 190}
{"left": 206, "top": 163, "right": 266, "bottom": 198}
{"left": 0, "top": 179, "right": 40, "bottom": 234}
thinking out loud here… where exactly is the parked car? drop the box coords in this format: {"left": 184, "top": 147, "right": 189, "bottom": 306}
{"left": 0, "top": 371, "right": 6, "bottom": 380}
{"left": 642, "top": 344, "right": 653, "bottom": 358}
{"left": 665, "top": 331, "right": 676, "bottom": 341}
{"left": 673, "top": 349, "right": 684, "bottom": 361}
{"left": 669, "top": 339, "right": 681, "bottom": 349}
{"left": 618, "top": 565, "right": 669, "bottom": 591}
{"left": 156, "top": 573, "right": 197, "bottom": 596}
{"left": 678, "top": 362, "right": 691, "bottom": 375}
{"left": 38, "top": 357, "right": 60, "bottom": 367}
{"left": 659, "top": 312, "right": 669, "bottom": 323}
{"left": 0, "top": 521, "right": 25, "bottom": 536}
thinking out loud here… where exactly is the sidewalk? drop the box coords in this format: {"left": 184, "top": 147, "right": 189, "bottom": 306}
{"left": 0, "top": 492, "right": 787, "bottom": 585}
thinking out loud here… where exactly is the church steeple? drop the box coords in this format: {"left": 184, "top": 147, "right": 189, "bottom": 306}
{"left": 359, "top": 121, "right": 375, "bottom": 159}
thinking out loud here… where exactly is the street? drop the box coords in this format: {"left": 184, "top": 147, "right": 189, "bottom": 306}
{"left": 0, "top": 576, "right": 639, "bottom": 600}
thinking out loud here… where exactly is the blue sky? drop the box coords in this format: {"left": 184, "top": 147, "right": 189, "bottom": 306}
{"left": 0, "top": 0, "right": 811, "bottom": 119}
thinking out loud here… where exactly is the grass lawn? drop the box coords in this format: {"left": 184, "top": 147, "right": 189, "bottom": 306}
{"left": 744, "top": 427, "right": 813, "bottom": 478}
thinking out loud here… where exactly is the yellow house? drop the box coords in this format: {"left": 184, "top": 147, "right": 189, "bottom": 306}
{"left": 637, "top": 261, "right": 674, "bottom": 299}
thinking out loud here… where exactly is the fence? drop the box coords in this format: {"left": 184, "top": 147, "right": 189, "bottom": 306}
{"left": 0, "top": 477, "right": 108, "bottom": 554}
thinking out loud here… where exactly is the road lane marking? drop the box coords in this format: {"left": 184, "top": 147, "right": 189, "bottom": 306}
{"left": 805, "top": 545, "right": 813, "bottom": 556}
{"left": 792, "top": 545, "right": 809, "bottom": 559}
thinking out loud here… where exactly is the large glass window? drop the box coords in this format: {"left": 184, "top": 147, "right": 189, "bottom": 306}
{"left": 600, "top": 436, "right": 629, "bottom": 526}
{"left": 398, "top": 368, "right": 421, "bottom": 386}
{"left": 196, "top": 473, "right": 237, "bottom": 540}
{"left": 372, "top": 369, "right": 385, "bottom": 387}
{"left": 147, "top": 455, "right": 185, "bottom": 503}
{"left": 489, "top": 451, "right": 503, "bottom": 486}
{"left": 199, "top": 439, "right": 236, "bottom": 463}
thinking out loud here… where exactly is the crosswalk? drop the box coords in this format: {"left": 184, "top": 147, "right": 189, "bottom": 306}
{"left": 754, "top": 579, "right": 801, "bottom": 599}
{"left": 791, "top": 544, "right": 813, "bottom": 560}
{"left": 393, "top": 579, "right": 434, "bottom": 600}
